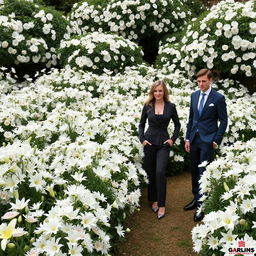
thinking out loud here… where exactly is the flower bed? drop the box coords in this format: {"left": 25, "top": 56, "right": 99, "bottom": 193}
{"left": 0, "top": 79, "right": 147, "bottom": 255}
{"left": 0, "top": 64, "right": 255, "bottom": 254}
{"left": 33, "top": 67, "right": 256, "bottom": 174}
{"left": 192, "top": 138, "right": 256, "bottom": 255}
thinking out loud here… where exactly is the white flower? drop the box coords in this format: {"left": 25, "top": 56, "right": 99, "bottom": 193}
{"left": 68, "top": 244, "right": 83, "bottom": 256}
{"left": 10, "top": 198, "right": 30, "bottom": 210}
{"left": 219, "top": 230, "right": 237, "bottom": 244}
{"left": 3, "top": 131, "right": 13, "bottom": 139}
{"left": 79, "top": 212, "right": 97, "bottom": 230}
{"left": 207, "top": 236, "right": 219, "bottom": 250}
{"left": 101, "top": 50, "right": 111, "bottom": 62}
{"left": 219, "top": 210, "right": 239, "bottom": 231}
{"left": 240, "top": 199, "right": 255, "bottom": 214}
{"left": 46, "top": 13, "right": 53, "bottom": 21}
{"left": 42, "top": 24, "right": 52, "bottom": 34}
{"left": 1, "top": 211, "right": 19, "bottom": 220}
{"left": 29, "top": 173, "right": 46, "bottom": 191}
{"left": 1, "top": 41, "right": 8, "bottom": 48}
{"left": 29, "top": 45, "right": 38, "bottom": 53}
{"left": 116, "top": 224, "right": 125, "bottom": 237}
{"left": 222, "top": 45, "right": 229, "bottom": 51}
{"left": 0, "top": 219, "right": 27, "bottom": 251}
{"left": 44, "top": 237, "right": 63, "bottom": 256}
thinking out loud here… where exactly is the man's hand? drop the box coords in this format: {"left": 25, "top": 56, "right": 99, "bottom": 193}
{"left": 213, "top": 142, "right": 218, "bottom": 149}
{"left": 185, "top": 140, "right": 190, "bottom": 152}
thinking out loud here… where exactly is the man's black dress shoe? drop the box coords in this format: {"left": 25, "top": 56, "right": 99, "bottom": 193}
{"left": 183, "top": 199, "right": 197, "bottom": 211}
{"left": 193, "top": 211, "right": 204, "bottom": 222}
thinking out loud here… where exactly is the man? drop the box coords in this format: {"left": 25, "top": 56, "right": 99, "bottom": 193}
{"left": 184, "top": 69, "right": 228, "bottom": 222}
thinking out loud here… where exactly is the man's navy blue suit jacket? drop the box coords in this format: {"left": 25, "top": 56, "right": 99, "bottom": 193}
{"left": 185, "top": 89, "right": 228, "bottom": 145}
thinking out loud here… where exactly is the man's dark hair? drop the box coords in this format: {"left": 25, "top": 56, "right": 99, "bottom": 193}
{"left": 196, "top": 69, "right": 212, "bottom": 79}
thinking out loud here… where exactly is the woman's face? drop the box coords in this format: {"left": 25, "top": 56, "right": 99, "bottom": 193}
{"left": 153, "top": 85, "right": 164, "bottom": 101}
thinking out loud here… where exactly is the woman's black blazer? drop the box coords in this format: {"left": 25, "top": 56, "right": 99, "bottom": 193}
{"left": 138, "top": 101, "right": 181, "bottom": 145}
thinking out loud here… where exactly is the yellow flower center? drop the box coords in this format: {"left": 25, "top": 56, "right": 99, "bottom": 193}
{"left": 52, "top": 245, "right": 58, "bottom": 251}
{"left": 225, "top": 219, "right": 231, "bottom": 224}
{"left": 2, "top": 228, "right": 13, "bottom": 239}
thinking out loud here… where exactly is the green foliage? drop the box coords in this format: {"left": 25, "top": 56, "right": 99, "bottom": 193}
{"left": 40, "top": 0, "right": 79, "bottom": 13}
{"left": 183, "top": 0, "right": 206, "bottom": 16}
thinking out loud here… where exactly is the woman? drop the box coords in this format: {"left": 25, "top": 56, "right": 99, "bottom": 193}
{"left": 138, "top": 80, "right": 181, "bottom": 219}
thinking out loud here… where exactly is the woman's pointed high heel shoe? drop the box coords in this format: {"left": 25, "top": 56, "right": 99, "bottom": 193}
{"left": 151, "top": 205, "right": 159, "bottom": 213}
{"left": 151, "top": 202, "right": 159, "bottom": 213}
{"left": 157, "top": 207, "right": 165, "bottom": 219}
{"left": 157, "top": 213, "right": 165, "bottom": 219}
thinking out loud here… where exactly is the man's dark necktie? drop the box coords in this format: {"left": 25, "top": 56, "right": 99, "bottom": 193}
{"left": 198, "top": 93, "right": 206, "bottom": 117}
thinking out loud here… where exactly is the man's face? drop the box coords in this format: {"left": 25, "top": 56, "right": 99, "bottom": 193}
{"left": 197, "top": 75, "right": 212, "bottom": 92}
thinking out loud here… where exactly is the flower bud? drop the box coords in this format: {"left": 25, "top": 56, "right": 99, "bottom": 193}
{"left": 8, "top": 166, "right": 16, "bottom": 173}
{"left": 30, "top": 237, "right": 35, "bottom": 243}
{"left": 126, "top": 228, "right": 131, "bottom": 232}
{"left": 24, "top": 245, "right": 30, "bottom": 252}
{"left": 25, "top": 206, "right": 29, "bottom": 213}
{"left": 33, "top": 145, "right": 37, "bottom": 154}
{"left": 112, "top": 200, "right": 118, "bottom": 209}
{"left": 13, "top": 190, "right": 19, "bottom": 199}
{"left": 239, "top": 219, "right": 247, "bottom": 225}
{"left": 18, "top": 215, "right": 22, "bottom": 223}
{"left": 7, "top": 243, "right": 15, "bottom": 249}
{"left": 48, "top": 187, "right": 55, "bottom": 198}
{"left": 223, "top": 182, "right": 229, "bottom": 192}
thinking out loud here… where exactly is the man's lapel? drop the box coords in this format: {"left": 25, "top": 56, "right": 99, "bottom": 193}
{"left": 193, "top": 91, "right": 200, "bottom": 119}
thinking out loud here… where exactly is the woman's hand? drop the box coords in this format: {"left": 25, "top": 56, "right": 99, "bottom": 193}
{"left": 164, "top": 139, "right": 174, "bottom": 146}
{"left": 142, "top": 140, "right": 152, "bottom": 146}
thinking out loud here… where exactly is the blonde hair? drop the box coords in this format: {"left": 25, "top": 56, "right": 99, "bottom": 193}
{"left": 145, "top": 80, "right": 170, "bottom": 106}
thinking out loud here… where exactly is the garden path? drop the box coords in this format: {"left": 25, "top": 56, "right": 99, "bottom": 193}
{"left": 116, "top": 171, "right": 198, "bottom": 256}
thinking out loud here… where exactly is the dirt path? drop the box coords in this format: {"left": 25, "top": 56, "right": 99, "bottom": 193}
{"left": 115, "top": 172, "right": 198, "bottom": 256}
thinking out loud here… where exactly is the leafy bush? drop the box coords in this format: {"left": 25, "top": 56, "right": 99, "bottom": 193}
{"left": 65, "top": 0, "right": 109, "bottom": 38}
{"left": 0, "top": 0, "right": 67, "bottom": 74}
{"left": 58, "top": 32, "right": 145, "bottom": 74}
{"left": 66, "top": 0, "right": 195, "bottom": 63}
{"left": 183, "top": 0, "right": 206, "bottom": 16}
{"left": 67, "top": 0, "right": 192, "bottom": 40}
{"left": 103, "top": 0, "right": 191, "bottom": 41}
{"left": 192, "top": 138, "right": 256, "bottom": 255}
{"left": 157, "top": 0, "right": 256, "bottom": 81}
